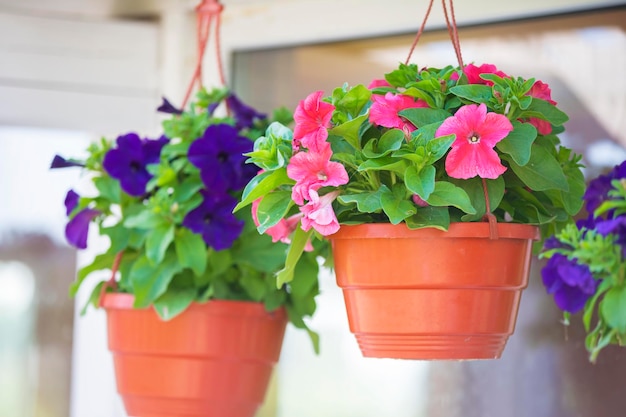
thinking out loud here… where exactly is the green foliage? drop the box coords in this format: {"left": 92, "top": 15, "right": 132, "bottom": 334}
{"left": 57, "top": 88, "right": 323, "bottom": 351}
{"left": 239, "top": 61, "right": 585, "bottom": 292}
{"left": 540, "top": 178, "right": 626, "bottom": 362}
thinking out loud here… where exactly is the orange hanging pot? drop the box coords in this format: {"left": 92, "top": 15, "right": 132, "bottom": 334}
{"left": 329, "top": 222, "right": 539, "bottom": 360}
{"left": 101, "top": 293, "right": 287, "bottom": 417}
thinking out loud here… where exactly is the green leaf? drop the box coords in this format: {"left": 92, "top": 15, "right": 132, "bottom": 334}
{"left": 276, "top": 226, "right": 313, "bottom": 287}
{"left": 426, "top": 181, "right": 476, "bottom": 214}
{"left": 404, "top": 165, "right": 435, "bottom": 200}
{"left": 130, "top": 253, "right": 183, "bottom": 308}
{"left": 124, "top": 210, "right": 164, "bottom": 229}
{"left": 399, "top": 108, "right": 451, "bottom": 127}
{"left": 523, "top": 98, "right": 569, "bottom": 126}
{"left": 338, "top": 189, "right": 384, "bottom": 213}
{"left": 71, "top": 252, "right": 117, "bottom": 296}
{"left": 243, "top": 272, "right": 271, "bottom": 302}
{"left": 357, "top": 156, "right": 408, "bottom": 174}
{"left": 328, "top": 114, "right": 368, "bottom": 151}
{"left": 560, "top": 160, "right": 585, "bottom": 216}
{"left": 362, "top": 128, "right": 405, "bottom": 158}
{"left": 101, "top": 223, "right": 130, "bottom": 254}
{"left": 453, "top": 177, "right": 504, "bottom": 221}
{"left": 93, "top": 176, "right": 121, "bottom": 204}
{"left": 153, "top": 288, "right": 196, "bottom": 320}
{"left": 256, "top": 191, "right": 294, "bottom": 234}
{"left": 405, "top": 206, "right": 450, "bottom": 230}
{"left": 231, "top": 221, "right": 288, "bottom": 273}
{"left": 174, "top": 228, "right": 207, "bottom": 277}
{"left": 496, "top": 121, "right": 537, "bottom": 166}
{"left": 172, "top": 179, "right": 203, "bottom": 204}
{"left": 337, "top": 84, "right": 371, "bottom": 118}
{"left": 234, "top": 169, "right": 293, "bottom": 212}
{"left": 449, "top": 84, "right": 493, "bottom": 103}
{"left": 290, "top": 254, "right": 319, "bottom": 297}
{"left": 145, "top": 223, "right": 175, "bottom": 265}
{"left": 507, "top": 146, "right": 569, "bottom": 191}
{"left": 380, "top": 185, "right": 417, "bottom": 224}
{"left": 425, "top": 134, "right": 454, "bottom": 164}
{"left": 601, "top": 286, "right": 626, "bottom": 332}
{"left": 286, "top": 304, "right": 320, "bottom": 354}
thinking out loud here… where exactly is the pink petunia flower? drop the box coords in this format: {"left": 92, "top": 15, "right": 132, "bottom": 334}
{"left": 368, "top": 78, "right": 391, "bottom": 89}
{"left": 293, "top": 90, "right": 335, "bottom": 153}
{"left": 287, "top": 146, "right": 349, "bottom": 205}
{"left": 300, "top": 190, "right": 341, "bottom": 236}
{"left": 412, "top": 194, "right": 429, "bottom": 207}
{"left": 463, "top": 63, "right": 509, "bottom": 86}
{"left": 369, "top": 92, "right": 429, "bottom": 132}
{"left": 251, "top": 199, "right": 314, "bottom": 251}
{"left": 526, "top": 80, "right": 557, "bottom": 135}
{"left": 436, "top": 103, "right": 513, "bottom": 179}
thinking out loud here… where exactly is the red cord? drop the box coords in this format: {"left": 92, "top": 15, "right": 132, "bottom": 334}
{"left": 181, "top": 0, "right": 226, "bottom": 109}
{"left": 405, "top": 0, "right": 435, "bottom": 65}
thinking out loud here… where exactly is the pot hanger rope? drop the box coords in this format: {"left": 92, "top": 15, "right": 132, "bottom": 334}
{"left": 181, "top": 0, "right": 227, "bottom": 109}
{"left": 99, "top": 0, "right": 228, "bottom": 305}
{"left": 405, "top": 0, "right": 498, "bottom": 239}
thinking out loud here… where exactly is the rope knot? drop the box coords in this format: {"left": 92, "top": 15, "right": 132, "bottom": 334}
{"left": 196, "top": 0, "right": 223, "bottom": 16}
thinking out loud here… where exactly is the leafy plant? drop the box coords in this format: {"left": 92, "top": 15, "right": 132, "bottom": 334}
{"left": 541, "top": 162, "right": 626, "bottom": 362}
{"left": 52, "top": 88, "right": 325, "bottom": 351}
{"left": 236, "top": 62, "right": 585, "bottom": 286}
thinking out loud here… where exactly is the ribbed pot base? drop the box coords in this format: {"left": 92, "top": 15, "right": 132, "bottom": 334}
{"left": 355, "top": 333, "right": 508, "bottom": 360}
{"left": 123, "top": 395, "right": 256, "bottom": 417}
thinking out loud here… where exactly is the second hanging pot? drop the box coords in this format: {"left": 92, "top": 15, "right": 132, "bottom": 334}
{"left": 102, "top": 293, "right": 287, "bottom": 417}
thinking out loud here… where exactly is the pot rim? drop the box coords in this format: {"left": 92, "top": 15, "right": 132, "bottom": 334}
{"left": 100, "top": 292, "right": 286, "bottom": 319}
{"left": 328, "top": 222, "right": 540, "bottom": 241}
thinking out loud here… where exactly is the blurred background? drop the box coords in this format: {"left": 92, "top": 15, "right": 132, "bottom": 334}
{"left": 1, "top": 1, "right": 625, "bottom": 416}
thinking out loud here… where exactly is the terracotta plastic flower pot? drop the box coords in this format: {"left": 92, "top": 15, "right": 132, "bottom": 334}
{"left": 101, "top": 293, "right": 287, "bottom": 417}
{"left": 329, "top": 222, "right": 539, "bottom": 360}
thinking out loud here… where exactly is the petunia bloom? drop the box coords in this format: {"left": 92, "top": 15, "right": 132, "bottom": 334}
{"left": 226, "top": 93, "right": 267, "bottom": 130}
{"left": 156, "top": 97, "right": 183, "bottom": 115}
{"left": 251, "top": 198, "right": 314, "bottom": 251}
{"left": 541, "top": 253, "right": 597, "bottom": 313}
{"left": 64, "top": 189, "right": 80, "bottom": 215}
{"left": 103, "top": 133, "right": 168, "bottom": 196}
{"left": 463, "top": 63, "right": 509, "bottom": 86}
{"left": 526, "top": 80, "right": 557, "bottom": 135}
{"left": 368, "top": 79, "right": 391, "bottom": 89}
{"left": 300, "top": 190, "right": 341, "bottom": 236}
{"left": 182, "top": 191, "right": 244, "bottom": 251}
{"left": 63, "top": 190, "right": 100, "bottom": 249}
{"left": 369, "top": 92, "right": 428, "bottom": 132}
{"left": 293, "top": 90, "right": 335, "bottom": 153}
{"left": 188, "top": 124, "right": 255, "bottom": 193}
{"left": 436, "top": 103, "right": 513, "bottom": 179}
{"left": 583, "top": 161, "right": 626, "bottom": 214}
{"left": 286, "top": 146, "right": 349, "bottom": 205}
{"left": 50, "top": 155, "right": 84, "bottom": 169}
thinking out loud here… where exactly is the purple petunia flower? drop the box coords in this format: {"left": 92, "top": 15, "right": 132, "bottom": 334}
{"left": 103, "top": 133, "right": 168, "bottom": 196}
{"left": 541, "top": 253, "right": 598, "bottom": 313}
{"left": 188, "top": 124, "right": 255, "bottom": 193}
{"left": 65, "top": 208, "right": 101, "bottom": 249}
{"left": 226, "top": 93, "right": 267, "bottom": 130}
{"left": 63, "top": 190, "right": 100, "bottom": 249}
{"left": 65, "top": 189, "right": 80, "bottom": 215}
{"left": 157, "top": 97, "right": 183, "bottom": 115}
{"left": 50, "top": 155, "right": 84, "bottom": 169}
{"left": 584, "top": 161, "right": 626, "bottom": 214}
{"left": 182, "top": 191, "right": 244, "bottom": 251}
{"left": 542, "top": 236, "right": 572, "bottom": 251}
